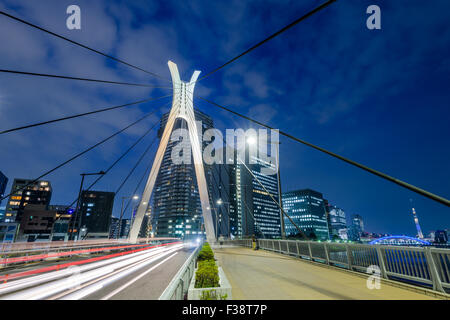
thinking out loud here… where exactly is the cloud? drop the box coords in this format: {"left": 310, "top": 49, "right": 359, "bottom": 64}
{"left": 0, "top": 0, "right": 449, "bottom": 232}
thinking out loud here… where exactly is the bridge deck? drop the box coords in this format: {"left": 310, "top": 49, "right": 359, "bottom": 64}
{"left": 214, "top": 247, "right": 440, "bottom": 300}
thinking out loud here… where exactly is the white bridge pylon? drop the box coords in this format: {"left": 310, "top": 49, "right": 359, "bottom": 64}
{"left": 129, "top": 61, "right": 215, "bottom": 243}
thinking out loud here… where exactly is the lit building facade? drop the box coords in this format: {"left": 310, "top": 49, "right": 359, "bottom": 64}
{"left": 4, "top": 179, "right": 52, "bottom": 223}
{"left": 249, "top": 155, "right": 281, "bottom": 238}
{"left": 79, "top": 191, "right": 115, "bottom": 239}
{"left": 324, "top": 200, "right": 347, "bottom": 239}
{"left": 348, "top": 214, "right": 364, "bottom": 241}
{"left": 152, "top": 109, "right": 214, "bottom": 239}
{"left": 282, "top": 189, "right": 329, "bottom": 240}
{"left": 217, "top": 143, "right": 281, "bottom": 239}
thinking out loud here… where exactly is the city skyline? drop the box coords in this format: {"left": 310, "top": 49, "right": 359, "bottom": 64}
{"left": 0, "top": 0, "right": 448, "bottom": 237}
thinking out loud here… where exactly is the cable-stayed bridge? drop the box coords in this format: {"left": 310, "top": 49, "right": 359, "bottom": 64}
{"left": 0, "top": 1, "right": 449, "bottom": 300}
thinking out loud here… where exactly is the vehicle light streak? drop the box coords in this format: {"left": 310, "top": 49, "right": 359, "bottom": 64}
{"left": 1, "top": 243, "right": 151, "bottom": 265}
{"left": 100, "top": 252, "right": 178, "bottom": 300}
{"left": 1, "top": 244, "right": 183, "bottom": 300}
{"left": 0, "top": 241, "right": 180, "bottom": 283}
{"left": 0, "top": 245, "right": 169, "bottom": 295}
{"left": 63, "top": 249, "right": 180, "bottom": 300}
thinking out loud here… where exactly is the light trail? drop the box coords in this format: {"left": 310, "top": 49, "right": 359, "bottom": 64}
{"left": 0, "top": 243, "right": 183, "bottom": 300}
{"left": 63, "top": 250, "right": 179, "bottom": 300}
{"left": 1, "top": 243, "right": 150, "bottom": 265}
{"left": 99, "top": 252, "right": 178, "bottom": 300}
{"left": 0, "top": 242, "right": 180, "bottom": 283}
{"left": 0, "top": 244, "right": 169, "bottom": 294}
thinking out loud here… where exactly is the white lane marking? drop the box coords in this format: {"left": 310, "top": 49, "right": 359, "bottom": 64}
{"left": 101, "top": 252, "right": 178, "bottom": 300}
{"left": 48, "top": 253, "right": 163, "bottom": 300}
{"left": 60, "top": 246, "right": 182, "bottom": 300}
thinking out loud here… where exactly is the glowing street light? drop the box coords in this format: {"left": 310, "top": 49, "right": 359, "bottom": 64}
{"left": 246, "top": 136, "right": 257, "bottom": 145}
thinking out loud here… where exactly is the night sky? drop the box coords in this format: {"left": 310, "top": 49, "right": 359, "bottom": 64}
{"left": 0, "top": 0, "right": 448, "bottom": 236}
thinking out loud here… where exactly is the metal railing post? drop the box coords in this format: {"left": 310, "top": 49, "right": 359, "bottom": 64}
{"left": 286, "top": 240, "right": 290, "bottom": 254}
{"left": 424, "top": 247, "right": 444, "bottom": 292}
{"left": 307, "top": 242, "right": 313, "bottom": 259}
{"left": 346, "top": 244, "right": 353, "bottom": 270}
{"left": 295, "top": 241, "right": 300, "bottom": 257}
{"left": 375, "top": 247, "right": 388, "bottom": 279}
{"left": 324, "top": 243, "right": 330, "bottom": 265}
{"left": 278, "top": 240, "right": 282, "bottom": 252}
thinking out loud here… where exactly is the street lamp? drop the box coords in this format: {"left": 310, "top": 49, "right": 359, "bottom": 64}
{"left": 71, "top": 170, "right": 105, "bottom": 241}
{"left": 246, "top": 136, "right": 257, "bottom": 145}
{"left": 117, "top": 195, "right": 139, "bottom": 239}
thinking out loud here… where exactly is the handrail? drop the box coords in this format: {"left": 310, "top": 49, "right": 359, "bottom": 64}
{"left": 159, "top": 245, "right": 200, "bottom": 300}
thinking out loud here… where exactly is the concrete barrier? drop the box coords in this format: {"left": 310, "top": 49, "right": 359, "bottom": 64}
{"left": 187, "top": 266, "right": 232, "bottom": 300}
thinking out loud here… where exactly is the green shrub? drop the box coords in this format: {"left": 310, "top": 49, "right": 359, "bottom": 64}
{"left": 197, "top": 242, "right": 214, "bottom": 261}
{"left": 195, "top": 243, "right": 219, "bottom": 289}
{"left": 195, "top": 259, "right": 219, "bottom": 288}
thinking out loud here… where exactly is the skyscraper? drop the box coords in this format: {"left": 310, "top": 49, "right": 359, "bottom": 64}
{"left": 248, "top": 155, "right": 281, "bottom": 238}
{"left": 4, "top": 179, "right": 52, "bottom": 223}
{"left": 282, "top": 189, "right": 329, "bottom": 240}
{"left": 220, "top": 143, "right": 282, "bottom": 239}
{"left": 0, "top": 171, "right": 8, "bottom": 207}
{"left": 152, "top": 109, "right": 214, "bottom": 239}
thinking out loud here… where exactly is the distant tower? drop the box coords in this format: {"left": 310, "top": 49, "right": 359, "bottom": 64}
{"left": 410, "top": 199, "right": 424, "bottom": 239}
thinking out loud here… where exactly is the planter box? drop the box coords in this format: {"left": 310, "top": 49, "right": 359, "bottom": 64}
{"left": 187, "top": 265, "right": 232, "bottom": 300}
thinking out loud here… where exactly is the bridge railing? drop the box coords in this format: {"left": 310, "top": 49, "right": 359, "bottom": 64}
{"left": 226, "top": 239, "right": 450, "bottom": 294}
{"left": 159, "top": 245, "right": 200, "bottom": 300}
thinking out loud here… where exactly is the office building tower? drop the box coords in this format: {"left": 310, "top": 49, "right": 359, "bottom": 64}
{"left": 4, "top": 179, "right": 52, "bottom": 223}
{"left": 0, "top": 171, "right": 8, "bottom": 207}
{"left": 434, "top": 230, "right": 448, "bottom": 244}
{"left": 248, "top": 154, "right": 281, "bottom": 238}
{"left": 351, "top": 214, "right": 364, "bottom": 232}
{"left": 282, "top": 189, "right": 329, "bottom": 240}
{"left": 222, "top": 143, "right": 281, "bottom": 239}
{"left": 324, "top": 200, "right": 347, "bottom": 239}
{"left": 348, "top": 214, "right": 364, "bottom": 241}
{"left": 152, "top": 109, "right": 214, "bottom": 239}
{"left": 227, "top": 156, "right": 254, "bottom": 238}
{"left": 50, "top": 205, "right": 75, "bottom": 241}
{"left": 18, "top": 204, "right": 57, "bottom": 242}
{"left": 78, "top": 191, "right": 115, "bottom": 239}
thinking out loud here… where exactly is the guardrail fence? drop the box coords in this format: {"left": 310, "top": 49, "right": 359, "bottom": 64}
{"left": 159, "top": 245, "right": 200, "bottom": 300}
{"left": 226, "top": 239, "right": 450, "bottom": 294}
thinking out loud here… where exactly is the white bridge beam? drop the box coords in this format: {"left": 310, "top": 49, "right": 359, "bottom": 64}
{"left": 128, "top": 61, "right": 215, "bottom": 243}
